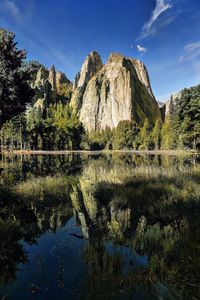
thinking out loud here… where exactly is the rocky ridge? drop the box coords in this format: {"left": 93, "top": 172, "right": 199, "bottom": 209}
{"left": 70, "top": 52, "right": 161, "bottom": 132}
{"left": 33, "top": 65, "right": 73, "bottom": 109}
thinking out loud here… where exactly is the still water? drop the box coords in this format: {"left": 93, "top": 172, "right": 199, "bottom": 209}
{"left": 0, "top": 153, "right": 200, "bottom": 300}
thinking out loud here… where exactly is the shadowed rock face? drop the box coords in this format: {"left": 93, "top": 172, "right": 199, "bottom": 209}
{"left": 71, "top": 52, "right": 160, "bottom": 132}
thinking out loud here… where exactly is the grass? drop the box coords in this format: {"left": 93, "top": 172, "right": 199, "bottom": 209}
{"left": 1, "top": 153, "right": 200, "bottom": 298}
{"left": 15, "top": 175, "right": 77, "bottom": 202}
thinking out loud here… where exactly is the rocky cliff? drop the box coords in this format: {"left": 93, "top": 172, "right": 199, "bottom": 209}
{"left": 158, "top": 92, "right": 182, "bottom": 120}
{"left": 33, "top": 65, "right": 73, "bottom": 109}
{"left": 71, "top": 52, "right": 161, "bottom": 132}
{"left": 165, "top": 92, "right": 181, "bottom": 115}
{"left": 70, "top": 51, "right": 103, "bottom": 111}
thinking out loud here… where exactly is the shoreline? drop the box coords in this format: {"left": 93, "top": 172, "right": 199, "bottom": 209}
{"left": 1, "top": 149, "right": 198, "bottom": 156}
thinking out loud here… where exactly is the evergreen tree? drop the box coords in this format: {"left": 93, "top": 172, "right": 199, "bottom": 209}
{"left": 137, "top": 118, "right": 152, "bottom": 150}
{"left": 0, "top": 29, "right": 34, "bottom": 126}
{"left": 173, "top": 86, "right": 200, "bottom": 150}
{"left": 150, "top": 118, "right": 163, "bottom": 150}
{"left": 113, "top": 120, "right": 139, "bottom": 149}
{"left": 161, "top": 114, "right": 174, "bottom": 150}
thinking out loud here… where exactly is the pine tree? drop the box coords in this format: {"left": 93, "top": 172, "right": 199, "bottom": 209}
{"left": 173, "top": 86, "right": 200, "bottom": 150}
{"left": 0, "top": 29, "right": 34, "bottom": 126}
{"left": 113, "top": 120, "right": 139, "bottom": 149}
{"left": 137, "top": 118, "right": 152, "bottom": 150}
{"left": 161, "top": 114, "right": 174, "bottom": 150}
{"left": 150, "top": 118, "right": 163, "bottom": 150}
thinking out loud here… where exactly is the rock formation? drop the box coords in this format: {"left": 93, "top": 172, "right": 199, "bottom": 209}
{"left": 165, "top": 92, "right": 181, "bottom": 115}
{"left": 159, "top": 91, "right": 182, "bottom": 120}
{"left": 70, "top": 51, "right": 103, "bottom": 111}
{"left": 71, "top": 52, "right": 161, "bottom": 132}
{"left": 33, "top": 65, "right": 73, "bottom": 109}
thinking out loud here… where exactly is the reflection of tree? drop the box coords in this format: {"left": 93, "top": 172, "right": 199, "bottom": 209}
{"left": 70, "top": 156, "right": 200, "bottom": 299}
{"left": 0, "top": 219, "right": 28, "bottom": 285}
{"left": 1, "top": 153, "right": 200, "bottom": 298}
{"left": 0, "top": 175, "right": 73, "bottom": 285}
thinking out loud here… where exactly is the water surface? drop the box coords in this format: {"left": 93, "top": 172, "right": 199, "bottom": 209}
{"left": 0, "top": 153, "right": 200, "bottom": 299}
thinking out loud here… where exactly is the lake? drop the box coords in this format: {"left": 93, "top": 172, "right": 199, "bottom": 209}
{"left": 0, "top": 153, "right": 200, "bottom": 300}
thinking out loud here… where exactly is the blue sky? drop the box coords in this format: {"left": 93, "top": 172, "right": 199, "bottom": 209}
{"left": 0, "top": 0, "right": 200, "bottom": 101}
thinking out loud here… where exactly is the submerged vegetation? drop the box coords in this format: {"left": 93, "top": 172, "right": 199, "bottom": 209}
{"left": 0, "top": 154, "right": 200, "bottom": 298}
{"left": 0, "top": 26, "right": 200, "bottom": 299}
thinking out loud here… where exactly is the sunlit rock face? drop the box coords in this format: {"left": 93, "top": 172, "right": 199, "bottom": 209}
{"left": 70, "top": 51, "right": 103, "bottom": 111}
{"left": 71, "top": 52, "right": 160, "bottom": 132}
{"left": 48, "top": 66, "right": 73, "bottom": 99}
{"left": 33, "top": 65, "right": 73, "bottom": 109}
{"left": 158, "top": 91, "right": 182, "bottom": 119}
{"left": 165, "top": 92, "right": 182, "bottom": 115}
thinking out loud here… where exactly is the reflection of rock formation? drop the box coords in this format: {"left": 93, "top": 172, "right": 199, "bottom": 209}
{"left": 31, "top": 202, "right": 72, "bottom": 232}
{"left": 69, "top": 157, "right": 200, "bottom": 300}
{"left": 70, "top": 160, "right": 136, "bottom": 241}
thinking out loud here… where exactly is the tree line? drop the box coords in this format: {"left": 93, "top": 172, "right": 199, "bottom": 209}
{"left": 0, "top": 28, "right": 199, "bottom": 151}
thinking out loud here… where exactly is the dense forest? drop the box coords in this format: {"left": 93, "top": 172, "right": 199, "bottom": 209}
{"left": 0, "top": 28, "right": 200, "bottom": 152}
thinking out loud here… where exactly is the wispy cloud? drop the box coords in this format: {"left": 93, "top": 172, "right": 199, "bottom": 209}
{"left": 140, "top": 0, "right": 173, "bottom": 39}
{"left": 0, "top": 0, "right": 34, "bottom": 24}
{"left": 179, "top": 41, "right": 200, "bottom": 62}
{"left": 6, "top": 0, "right": 21, "bottom": 19}
{"left": 137, "top": 45, "right": 147, "bottom": 53}
{"left": 0, "top": 0, "right": 21, "bottom": 21}
{"left": 156, "top": 92, "right": 173, "bottom": 102}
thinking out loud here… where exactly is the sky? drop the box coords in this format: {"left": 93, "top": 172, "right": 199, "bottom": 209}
{"left": 0, "top": 0, "right": 200, "bottom": 102}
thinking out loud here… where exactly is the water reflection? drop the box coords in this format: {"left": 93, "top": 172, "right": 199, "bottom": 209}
{"left": 0, "top": 153, "right": 200, "bottom": 299}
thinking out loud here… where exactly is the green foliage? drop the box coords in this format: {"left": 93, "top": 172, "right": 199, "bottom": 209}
{"left": 83, "top": 127, "right": 113, "bottom": 150}
{"left": 173, "top": 85, "right": 200, "bottom": 150}
{"left": 149, "top": 118, "right": 163, "bottom": 150}
{"left": 1, "top": 103, "right": 85, "bottom": 150}
{"left": 0, "top": 28, "right": 34, "bottom": 126}
{"left": 113, "top": 120, "right": 140, "bottom": 149}
{"left": 137, "top": 118, "right": 152, "bottom": 150}
{"left": 161, "top": 114, "right": 175, "bottom": 150}
{"left": 1, "top": 28, "right": 199, "bottom": 152}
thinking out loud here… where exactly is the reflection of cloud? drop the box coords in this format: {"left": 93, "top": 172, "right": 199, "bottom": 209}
{"left": 137, "top": 45, "right": 147, "bottom": 53}
{"left": 140, "top": 0, "right": 173, "bottom": 38}
{"left": 179, "top": 41, "right": 200, "bottom": 62}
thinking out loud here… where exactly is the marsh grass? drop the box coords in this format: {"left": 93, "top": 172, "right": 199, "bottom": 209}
{"left": 87, "top": 161, "right": 200, "bottom": 298}
{"left": 1, "top": 154, "right": 200, "bottom": 298}
{"left": 15, "top": 175, "right": 77, "bottom": 202}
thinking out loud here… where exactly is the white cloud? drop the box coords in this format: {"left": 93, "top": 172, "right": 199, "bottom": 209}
{"left": 179, "top": 41, "right": 200, "bottom": 62}
{"left": 185, "top": 42, "right": 200, "bottom": 52}
{"left": 137, "top": 45, "right": 147, "bottom": 52}
{"left": 0, "top": 0, "right": 21, "bottom": 21}
{"left": 156, "top": 93, "right": 172, "bottom": 102}
{"left": 141, "top": 0, "right": 173, "bottom": 38}
{"left": 6, "top": 1, "right": 20, "bottom": 18}
{"left": 0, "top": 0, "right": 35, "bottom": 23}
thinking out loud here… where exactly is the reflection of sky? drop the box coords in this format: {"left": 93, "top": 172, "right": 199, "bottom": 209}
{"left": 1, "top": 217, "right": 86, "bottom": 300}
{"left": 1, "top": 153, "right": 199, "bottom": 299}
{"left": 0, "top": 213, "right": 150, "bottom": 299}
{"left": 2, "top": 217, "right": 150, "bottom": 299}
{"left": 105, "top": 242, "right": 148, "bottom": 274}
